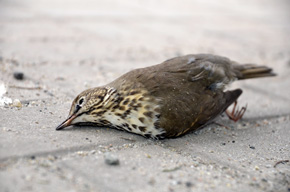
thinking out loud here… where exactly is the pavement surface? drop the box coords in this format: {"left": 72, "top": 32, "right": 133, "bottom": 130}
{"left": 0, "top": 0, "right": 290, "bottom": 191}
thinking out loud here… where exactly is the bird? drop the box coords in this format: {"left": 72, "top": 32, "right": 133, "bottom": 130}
{"left": 56, "top": 54, "right": 275, "bottom": 139}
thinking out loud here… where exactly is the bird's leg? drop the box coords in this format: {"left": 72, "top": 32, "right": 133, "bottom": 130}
{"left": 225, "top": 101, "right": 247, "bottom": 122}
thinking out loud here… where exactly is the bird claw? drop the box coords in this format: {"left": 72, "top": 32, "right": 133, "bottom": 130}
{"left": 226, "top": 101, "right": 247, "bottom": 122}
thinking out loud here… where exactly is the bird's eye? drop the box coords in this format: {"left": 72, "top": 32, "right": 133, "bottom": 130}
{"left": 78, "top": 98, "right": 84, "bottom": 105}
{"left": 74, "top": 97, "right": 85, "bottom": 113}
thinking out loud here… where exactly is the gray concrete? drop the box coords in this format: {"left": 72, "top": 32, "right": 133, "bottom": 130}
{"left": 0, "top": 0, "right": 290, "bottom": 191}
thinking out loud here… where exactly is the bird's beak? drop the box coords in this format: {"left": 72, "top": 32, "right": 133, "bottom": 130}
{"left": 56, "top": 113, "right": 78, "bottom": 130}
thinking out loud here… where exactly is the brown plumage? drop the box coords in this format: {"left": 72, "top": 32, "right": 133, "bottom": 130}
{"left": 56, "top": 54, "right": 275, "bottom": 139}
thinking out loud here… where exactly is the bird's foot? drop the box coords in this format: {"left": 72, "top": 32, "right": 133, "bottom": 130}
{"left": 226, "top": 101, "right": 247, "bottom": 122}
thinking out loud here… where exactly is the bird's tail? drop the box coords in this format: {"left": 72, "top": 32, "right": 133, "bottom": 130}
{"left": 234, "top": 64, "right": 276, "bottom": 80}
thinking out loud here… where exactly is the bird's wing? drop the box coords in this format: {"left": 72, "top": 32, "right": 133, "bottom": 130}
{"left": 159, "top": 54, "right": 239, "bottom": 90}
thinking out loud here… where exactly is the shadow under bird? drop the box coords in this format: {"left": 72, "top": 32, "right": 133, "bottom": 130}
{"left": 56, "top": 54, "right": 275, "bottom": 139}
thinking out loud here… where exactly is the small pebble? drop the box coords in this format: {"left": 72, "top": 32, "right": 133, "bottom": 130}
{"left": 12, "top": 99, "right": 22, "bottom": 108}
{"left": 3, "top": 127, "right": 12, "bottom": 132}
{"left": 90, "top": 150, "right": 96, "bottom": 154}
{"left": 104, "top": 152, "right": 120, "bottom": 165}
{"left": 170, "top": 180, "right": 178, "bottom": 185}
{"left": 13, "top": 72, "right": 24, "bottom": 80}
{"left": 185, "top": 181, "right": 193, "bottom": 187}
{"left": 10, "top": 59, "right": 19, "bottom": 65}
{"left": 145, "top": 154, "right": 151, "bottom": 158}
{"left": 24, "top": 175, "right": 32, "bottom": 181}
{"left": 148, "top": 178, "right": 156, "bottom": 185}
{"left": 249, "top": 146, "right": 255, "bottom": 150}
{"left": 77, "top": 151, "right": 88, "bottom": 156}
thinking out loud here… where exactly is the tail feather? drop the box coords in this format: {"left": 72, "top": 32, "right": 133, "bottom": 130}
{"left": 235, "top": 64, "right": 276, "bottom": 80}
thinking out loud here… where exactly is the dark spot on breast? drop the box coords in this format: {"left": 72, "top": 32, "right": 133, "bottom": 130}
{"left": 115, "top": 113, "right": 122, "bottom": 117}
{"left": 121, "top": 123, "right": 131, "bottom": 131}
{"left": 129, "top": 90, "right": 140, "bottom": 95}
{"left": 123, "top": 98, "right": 130, "bottom": 105}
{"left": 91, "top": 110, "right": 106, "bottom": 116}
{"left": 121, "top": 109, "right": 131, "bottom": 119}
{"left": 119, "top": 106, "right": 125, "bottom": 110}
{"left": 144, "top": 105, "right": 151, "bottom": 110}
{"left": 154, "top": 122, "right": 160, "bottom": 129}
{"left": 114, "top": 96, "right": 123, "bottom": 103}
{"left": 112, "top": 104, "right": 119, "bottom": 109}
{"left": 144, "top": 134, "right": 151, "bottom": 138}
{"left": 139, "top": 126, "right": 146, "bottom": 132}
{"left": 138, "top": 117, "right": 145, "bottom": 123}
{"left": 96, "top": 105, "right": 103, "bottom": 109}
{"left": 139, "top": 97, "right": 144, "bottom": 101}
{"left": 129, "top": 99, "right": 137, "bottom": 106}
{"left": 132, "top": 124, "right": 137, "bottom": 129}
{"left": 99, "top": 119, "right": 111, "bottom": 125}
{"left": 143, "top": 111, "right": 153, "bottom": 118}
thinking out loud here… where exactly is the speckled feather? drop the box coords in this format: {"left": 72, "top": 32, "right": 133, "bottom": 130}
{"left": 56, "top": 54, "right": 275, "bottom": 139}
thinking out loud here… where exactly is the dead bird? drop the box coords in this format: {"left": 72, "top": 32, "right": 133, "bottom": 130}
{"left": 56, "top": 54, "right": 275, "bottom": 139}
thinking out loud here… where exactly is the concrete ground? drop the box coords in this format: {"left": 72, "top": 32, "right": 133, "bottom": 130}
{"left": 0, "top": 0, "right": 290, "bottom": 191}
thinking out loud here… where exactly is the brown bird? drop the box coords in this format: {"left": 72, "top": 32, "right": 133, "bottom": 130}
{"left": 56, "top": 54, "right": 275, "bottom": 139}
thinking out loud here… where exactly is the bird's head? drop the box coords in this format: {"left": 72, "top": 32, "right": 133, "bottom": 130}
{"left": 56, "top": 87, "right": 117, "bottom": 130}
